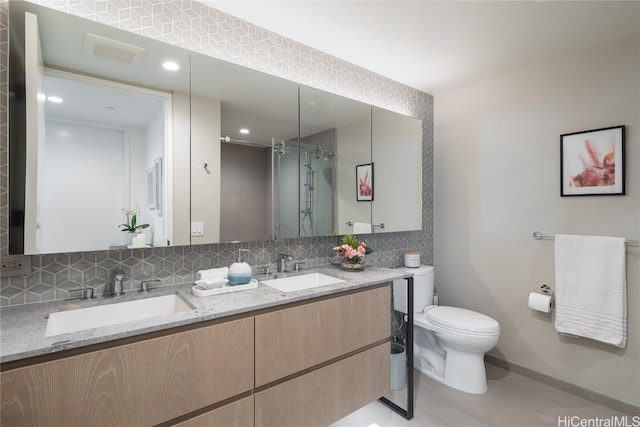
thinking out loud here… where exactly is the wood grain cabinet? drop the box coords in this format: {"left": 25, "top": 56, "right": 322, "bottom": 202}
{"left": 255, "top": 285, "right": 391, "bottom": 386}
{"left": 255, "top": 285, "right": 391, "bottom": 427}
{"left": 171, "top": 396, "right": 253, "bottom": 427}
{"left": 255, "top": 343, "right": 389, "bottom": 427}
{"left": 1, "top": 318, "right": 254, "bottom": 427}
{"left": 1, "top": 284, "right": 391, "bottom": 427}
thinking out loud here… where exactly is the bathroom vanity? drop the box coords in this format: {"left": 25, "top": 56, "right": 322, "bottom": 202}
{"left": 1, "top": 268, "right": 404, "bottom": 426}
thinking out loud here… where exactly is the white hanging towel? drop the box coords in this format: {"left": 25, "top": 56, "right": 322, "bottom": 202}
{"left": 352, "top": 222, "right": 372, "bottom": 234}
{"left": 554, "top": 234, "right": 626, "bottom": 348}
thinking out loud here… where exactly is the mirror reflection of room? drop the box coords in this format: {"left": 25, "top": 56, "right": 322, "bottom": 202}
{"left": 9, "top": 2, "right": 423, "bottom": 255}
{"left": 11, "top": 3, "right": 189, "bottom": 253}
{"left": 38, "top": 71, "right": 170, "bottom": 252}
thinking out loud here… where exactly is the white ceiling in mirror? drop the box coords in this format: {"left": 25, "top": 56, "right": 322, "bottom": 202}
{"left": 44, "top": 72, "right": 166, "bottom": 128}
{"left": 28, "top": 2, "right": 190, "bottom": 95}
{"left": 299, "top": 85, "right": 370, "bottom": 138}
{"left": 203, "top": 1, "right": 640, "bottom": 94}
{"left": 191, "top": 51, "right": 299, "bottom": 146}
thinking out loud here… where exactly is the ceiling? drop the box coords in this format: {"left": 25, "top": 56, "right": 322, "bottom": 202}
{"left": 203, "top": 1, "right": 640, "bottom": 95}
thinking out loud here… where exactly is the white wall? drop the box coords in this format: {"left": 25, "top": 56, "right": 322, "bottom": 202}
{"left": 145, "top": 108, "right": 166, "bottom": 246}
{"left": 190, "top": 94, "right": 221, "bottom": 245}
{"left": 172, "top": 91, "right": 191, "bottom": 246}
{"left": 41, "top": 120, "right": 127, "bottom": 252}
{"left": 434, "top": 34, "right": 639, "bottom": 406}
{"left": 336, "top": 118, "right": 371, "bottom": 235}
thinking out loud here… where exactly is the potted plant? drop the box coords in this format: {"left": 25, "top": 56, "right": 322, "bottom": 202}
{"left": 333, "top": 233, "right": 373, "bottom": 271}
{"left": 119, "top": 206, "right": 149, "bottom": 245}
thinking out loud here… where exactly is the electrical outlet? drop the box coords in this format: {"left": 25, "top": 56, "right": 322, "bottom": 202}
{"left": 0, "top": 255, "right": 32, "bottom": 277}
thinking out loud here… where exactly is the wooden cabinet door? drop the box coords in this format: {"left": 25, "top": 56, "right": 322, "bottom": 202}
{"left": 1, "top": 318, "right": 254, "bottom": 427}
{"left": 171, "top": 396, "right": 253, "bottom": 427}
{"left": 255, "top": 285, "right": 390, "bottom": 386}
{"left": 255, "top": 343, "right": 390, "bottom": 427}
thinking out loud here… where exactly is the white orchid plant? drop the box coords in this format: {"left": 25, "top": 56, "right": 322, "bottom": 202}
{"left": 119, "top": 205, "right": 149, "bottom": 233}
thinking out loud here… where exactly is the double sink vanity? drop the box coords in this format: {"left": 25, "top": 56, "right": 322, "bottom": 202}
{"left": 1, "top": 267, "right": 411, "bottom": 426}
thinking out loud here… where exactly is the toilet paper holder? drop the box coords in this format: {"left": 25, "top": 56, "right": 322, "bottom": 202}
{"left": 540, "top": 284, "right": 552, "bottom": 294}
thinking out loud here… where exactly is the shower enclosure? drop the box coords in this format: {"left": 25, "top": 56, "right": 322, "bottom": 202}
{"left": 272, "top": 138, "right": 335, "bottom": 239}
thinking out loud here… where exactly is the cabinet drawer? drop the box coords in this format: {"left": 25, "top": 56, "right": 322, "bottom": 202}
{"left": 171, "top": 396, "right": 253, "bottom": 427}
{"left": 255, "top": 285, "right": 390, "bottom": 386}
{"left": 255, "top": 342, "right": 390, "bottom": 427}
{"left": 1, "top": 318, "right": 254, "bottom": 427}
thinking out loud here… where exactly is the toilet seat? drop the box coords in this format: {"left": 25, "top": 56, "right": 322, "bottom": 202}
{"left": 417, "top": 306, "right": 500, "bottom": 336}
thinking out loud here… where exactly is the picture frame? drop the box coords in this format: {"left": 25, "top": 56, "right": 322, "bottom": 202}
{"left": 356, "top": 163, "right": 374, "bottom": 201}
{"left": 146, "top": 168, "right": 156, "bottom": 210}
{"left": 560, "top": 125, "right": 624, "bottom": 197}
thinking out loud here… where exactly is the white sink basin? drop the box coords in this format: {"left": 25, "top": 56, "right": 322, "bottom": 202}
{"left": 45, "top": 294, "right": 194, "bottom": 337}
{"left": 261, "top": 272, "right": 345, "bottom": 293}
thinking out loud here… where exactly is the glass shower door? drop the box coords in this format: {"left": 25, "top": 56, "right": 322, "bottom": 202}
{"left": 272, "top": 138, "right": 299, "bottom": 239}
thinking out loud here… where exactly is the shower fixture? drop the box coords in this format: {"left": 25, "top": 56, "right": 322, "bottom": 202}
{"left": 220, "top": 133, "right": 251, "bottom": 143}
{"left": 273, "top": 139, "right": 289, "bottom": 156}
{"left": 220, "top": 134, "right": 265, "bottom": 148}
{"left": 313, "top": 146, "right": 335, "bottom": 161}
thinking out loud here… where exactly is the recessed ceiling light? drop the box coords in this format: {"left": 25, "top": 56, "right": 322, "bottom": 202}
{"left": 239, "top": 128, "right": 250, "bottom": 134}
{"left": 47, "top": 96, "right": 63, "bottom": 104}
{"left": 162, "top": 61, "right": 180, "bottom": 71}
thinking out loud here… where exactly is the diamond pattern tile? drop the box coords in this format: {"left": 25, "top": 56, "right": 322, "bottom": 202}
{"left": 0, "top": 0, "right": 433, "bottom": 306}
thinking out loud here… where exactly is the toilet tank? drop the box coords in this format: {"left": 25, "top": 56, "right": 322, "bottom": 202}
{"left": 392, "top": 265, "right": 434, "bottom": 314}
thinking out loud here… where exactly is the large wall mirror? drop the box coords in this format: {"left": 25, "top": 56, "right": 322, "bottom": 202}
{"left": 9, "top": 2, "right": 190, "bottom": 254}
{"left": 8, "top": 2, "right": 423, "bottom": 256}
{"left": 190, "top": 52, "right": 299, "bottom": 243}
{"left": 299, "top": 85, "right": 372, "bottom": 237}
{"left": 372, "top": 107, "right": 423, "bottom": 233}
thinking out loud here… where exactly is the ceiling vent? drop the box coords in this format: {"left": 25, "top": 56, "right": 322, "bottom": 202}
{"left": 82, "top": 33, "right": 145, "bottom": 65}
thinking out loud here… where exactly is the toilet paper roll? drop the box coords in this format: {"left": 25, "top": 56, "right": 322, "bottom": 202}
{"left": 528, "top": 292, "right": 553, "bottom": 313}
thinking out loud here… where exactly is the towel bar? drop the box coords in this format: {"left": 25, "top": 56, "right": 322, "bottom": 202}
{"left": 346, "top": 221, "right": 385, "bottom": 229}
{"left": 532, "top": 231, "right": 639, "bottom": 246}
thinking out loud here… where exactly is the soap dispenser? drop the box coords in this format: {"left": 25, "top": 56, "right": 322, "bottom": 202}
{"left": 228, "top": 249, "right": 252, "bottom": 285}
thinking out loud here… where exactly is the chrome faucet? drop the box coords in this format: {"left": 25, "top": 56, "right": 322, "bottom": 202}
{"left": 277, "top": 253, "right": 293, "bottom": 273}
{"left": 105, "top": 270, "right": 125, "bottom": 297}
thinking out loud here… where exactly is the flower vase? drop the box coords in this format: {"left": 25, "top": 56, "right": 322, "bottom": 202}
{"left": 340, "top": 257, "right": 365, "bottom": 271}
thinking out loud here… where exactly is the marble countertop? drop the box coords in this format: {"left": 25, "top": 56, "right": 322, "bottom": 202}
{"left": 0, "top": 265, "right": 411, "bottom": 364}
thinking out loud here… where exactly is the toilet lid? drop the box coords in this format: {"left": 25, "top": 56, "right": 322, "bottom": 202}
{"left": 425, "top": 306, "right": 499, "bottom": 334}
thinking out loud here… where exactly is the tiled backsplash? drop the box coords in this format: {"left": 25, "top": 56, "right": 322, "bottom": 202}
{"left": 2, "top": 233, "right": 427, "bottom": 306}
{"left": 0, "top": 0, "right": 433, "bottom": 307}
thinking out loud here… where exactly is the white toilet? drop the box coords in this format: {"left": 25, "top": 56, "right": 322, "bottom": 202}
{"left": 393, "top": 265, "right": 500, "bottom": 394}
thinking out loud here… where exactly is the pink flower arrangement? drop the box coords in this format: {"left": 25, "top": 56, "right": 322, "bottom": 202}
{"left": 333, "top": 233, "right": 373, "bottom": 263}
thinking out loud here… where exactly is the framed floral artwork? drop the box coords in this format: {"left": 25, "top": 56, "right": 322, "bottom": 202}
{"left": 560, "top": 125, "right": 624, "bottom": 196}
{"left": 356, "top": 163, "right": 374, "bottom": 201}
